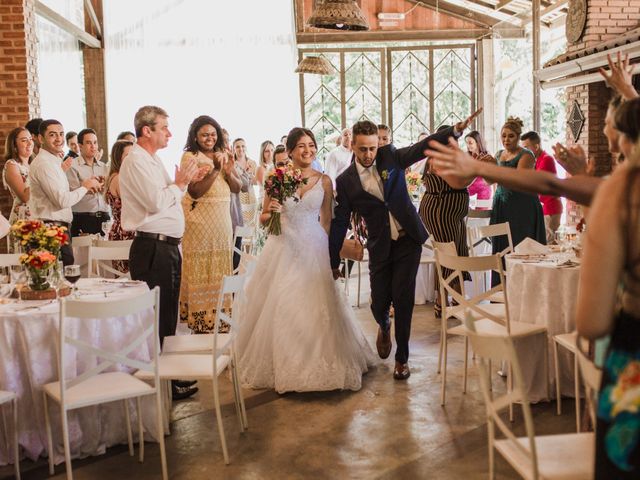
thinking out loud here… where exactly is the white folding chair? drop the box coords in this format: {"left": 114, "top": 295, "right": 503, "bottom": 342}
{"left": 0, "top": 254, "right": 22, "bottom": 267}
{"left": 467, "top": 222, "right": 513, "bottom": 303}
{"left": 43, "top": 287, "right": 167, "bottom": 480}
{"left": 71, "top": 235, "right": 98, "bottom": 278}
{"left": 0, "top": 390, "right": 20, "bottom": 479}
{"left": 136, "top": 275, "right": 248, "bottom": 464}
{"left": 87, "top": 245, "right": 131, "bottom": 278}
{"left": 552, "top": 331, "right": 585, "bottom": 431}
{"left": 94, "top": 239, "right": 134, "bottom": 249}
{"left": 233, "top": 226, "right": 255, "bottom": 275}
{"left": 435, "top": 251, "right": 549, "bottom": 414}
{"left": 465, "top": 316, "right": 594, "bottom": 480}
{"left": 575, "top": 337, "right": 602, "bottom": 427}
{"left": 162, "top": 259, "right": 258, "bottom": 356}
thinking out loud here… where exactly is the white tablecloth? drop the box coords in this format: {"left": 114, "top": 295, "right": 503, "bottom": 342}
{"left": 505, "top": 253, "right": 580, "bottom": 402}
{"left": 0, "top": 278, "right": 159, "bottom": 466}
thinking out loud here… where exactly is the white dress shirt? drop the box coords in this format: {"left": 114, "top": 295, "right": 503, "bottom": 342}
{"left": 28, "top": 149, "right": 87, "bottom": 223}
{"left": 325, "top": 145, "right": 352, "bottom": 189}
{"left": 355, "top": 160, "right": 402, "bottom": 240}
{"left": 119, "top": 144, "right": 186, "bottom": 238}
{"left": 66, "top": 156, "right": 109, "bottom": 213}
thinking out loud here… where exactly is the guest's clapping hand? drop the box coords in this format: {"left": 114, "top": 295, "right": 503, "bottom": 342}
{"left": 552, "top": 143, "right": 587, "bottom": 175}
{"left": 192, "top": 166, "right": 210, "bottom": 183}
{"left": 426, "top": 137, "right": 479, "bottom": 179}
{"left": 175, "top": 158, "right": 198, "bottom": 190}
{"left": 454, "top": 107, "right": 483, "bottom": 134}
{"left": 81, "top": 176, "right": 101, "bottom": 193}
{"left": 61, "top": 156, "right": 73, "bottom": 172}
{"left": 599, "top": 52, "right": 639, "bottom": 100}
{"left": 477, "top": 153, "right": 496, "bottom": 164}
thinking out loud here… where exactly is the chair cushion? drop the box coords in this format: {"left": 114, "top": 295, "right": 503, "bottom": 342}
{"left": 162, "top": 333, "right": 231, "bottom": 354}
{"left": 135, "top": 354, "right": 230, "bottom": 381}
{"left": 43, "top": 372, "right": 154, "bottom": 410}
{"left": 495, "top": 432, "right": 594, "bottom": 479}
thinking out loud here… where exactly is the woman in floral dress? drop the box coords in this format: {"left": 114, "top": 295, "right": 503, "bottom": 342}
{"left": 105, "top": 140, "right": 135, "bottom": 272}
{"left": 577, "top": 97, "right": 640, "bottom": 479}
{"left": 3, "top": 127, "right": 33, "bottom": 222}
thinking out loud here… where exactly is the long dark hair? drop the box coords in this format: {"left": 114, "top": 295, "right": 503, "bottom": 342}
{"left": 465, "top": 130, "right": 488, "bottom": 156}
{"left": 285, "top": 127, "right": 317, "bottom": 153}
{"left": 4, "top": 127, "right": 29, "bottom": 161}
{"left": 183, "top": 115, "right": 224, "bottom": 153}
{"left": 105, "top": 140, "right": 134, "bottom": 193}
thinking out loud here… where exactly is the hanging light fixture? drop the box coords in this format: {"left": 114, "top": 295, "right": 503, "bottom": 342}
{"left": 295, "top": 55, "right": 335, "bottom": 75}
{"left": 308, "top": 0, "right": 369, "bottom": 31}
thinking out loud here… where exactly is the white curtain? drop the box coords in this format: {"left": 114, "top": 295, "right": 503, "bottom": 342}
{"left": 104, "top": 0, "right": 301, "bottom": 169}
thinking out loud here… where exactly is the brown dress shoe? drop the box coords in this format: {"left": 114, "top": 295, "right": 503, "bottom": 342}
{"left": 376, "top": 327, "right": 392, "bottom": 359}
{"left": 393, "top": 362, "right": 410, "bottom": 380}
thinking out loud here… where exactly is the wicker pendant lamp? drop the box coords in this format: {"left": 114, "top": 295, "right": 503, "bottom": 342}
{"left": 295, "top": 55, "right": 335, "bottom": 75}
{"left": 307, "top": 0, "right": 369, "bottom": 31}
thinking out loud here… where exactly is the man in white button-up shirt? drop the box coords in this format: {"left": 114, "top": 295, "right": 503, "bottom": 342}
{"left": 120, "top": 106, "right": 202, "bottom": 343}
{"left": 28, "top": 119, "right": 102, "bottom": 265}
{"left": 66, "top": 128, "right": 110, "bottom": 236}
{"left": 324, "top": 128, "right": 353, "bottom": 189}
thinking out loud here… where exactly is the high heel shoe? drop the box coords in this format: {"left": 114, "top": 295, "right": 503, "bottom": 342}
{"left": 434, "top": 303, "right": 442, "bottom": 319}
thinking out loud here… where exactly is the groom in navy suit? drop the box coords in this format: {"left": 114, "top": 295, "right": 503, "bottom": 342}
{"left": 329, "top": 112, "right": 479, "bottom": 379}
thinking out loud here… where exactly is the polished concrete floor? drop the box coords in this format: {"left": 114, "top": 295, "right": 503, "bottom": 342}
{"left": 2, "top": 277, "right": 577, "bottom": 480}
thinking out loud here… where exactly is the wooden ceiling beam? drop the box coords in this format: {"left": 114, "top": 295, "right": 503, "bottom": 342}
{"left": 406, "top": 0, "right": 498, "bottom": 28}
{"left": 296, "top": 28, "right": 526, "bottom": 44}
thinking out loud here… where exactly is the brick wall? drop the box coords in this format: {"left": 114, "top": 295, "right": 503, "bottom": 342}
{"left": 0, "top": 0, "right": 39, "bottom": 230}
{"left": 564, "top": 0, "right": 640, "bottom": 224}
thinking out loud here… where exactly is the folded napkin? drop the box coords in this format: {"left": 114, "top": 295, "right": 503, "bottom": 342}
{"left": 514, "top": 238, "right": 548, "bottom": 255}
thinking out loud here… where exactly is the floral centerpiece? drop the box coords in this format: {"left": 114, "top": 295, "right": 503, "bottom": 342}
{"left": 10, "top": 220, "right": 69, "bottom": 291}
{"left": 405, "top": 171, "right": 422, "bottom": 199}
{"left": 263, "top": 167, "right": 308, "bottom": 235}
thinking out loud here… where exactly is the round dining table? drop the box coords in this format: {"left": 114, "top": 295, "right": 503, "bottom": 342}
{"left": 0, "top": 277, "right": 160, "bottom": 466}
{"left": 505, "top": 251, "right": 581, "bottom": 403}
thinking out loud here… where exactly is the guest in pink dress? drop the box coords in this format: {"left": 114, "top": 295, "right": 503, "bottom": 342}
{"left": 464, "top": 131, "right": 492, "bottom": 207}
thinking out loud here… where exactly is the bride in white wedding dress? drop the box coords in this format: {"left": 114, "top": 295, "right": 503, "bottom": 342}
{"left": 236, "top": 127, "right": 376, "bottom": 393}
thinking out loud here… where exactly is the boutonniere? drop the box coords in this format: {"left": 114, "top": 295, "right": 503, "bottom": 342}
{"left": 380, "top": 169, "right": 389, "bottom": 181}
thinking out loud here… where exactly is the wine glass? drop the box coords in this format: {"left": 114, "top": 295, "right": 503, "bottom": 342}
{"left": 10, "top": 265, "right": 26, "bottom": 301}
{"left": 64, "top": 265, "right": 81, "bottom": 295}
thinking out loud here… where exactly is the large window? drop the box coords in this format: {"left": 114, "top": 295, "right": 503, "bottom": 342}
{"left": 36, "top": 1, "right": 86, "bottom": 132}
{"left": 299, "top": 44, "right": 475, "bottom": 164}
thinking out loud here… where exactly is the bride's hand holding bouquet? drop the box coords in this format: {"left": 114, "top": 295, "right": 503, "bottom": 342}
{"left": 263, "top": 166, "right": 307, "bottom": 235}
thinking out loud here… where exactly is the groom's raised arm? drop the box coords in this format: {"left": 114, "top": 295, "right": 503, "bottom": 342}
{"left": 329, "top": 176, "right": 352, "bottom": 270}
{"left": 394, "top": 126, "right": 459, "bottom": 170}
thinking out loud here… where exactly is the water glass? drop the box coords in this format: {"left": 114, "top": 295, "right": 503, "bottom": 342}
{"left": 0, "top": 266, "right": 11, "bottom": 298}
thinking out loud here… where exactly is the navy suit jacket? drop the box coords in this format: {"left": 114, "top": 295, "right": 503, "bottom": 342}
{"left": 328, "top": 127, "right": 459, "bottom": 269}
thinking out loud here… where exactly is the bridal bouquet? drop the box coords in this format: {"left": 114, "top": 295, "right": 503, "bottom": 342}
{"left": 263, "top": 166, "right": 307, "bottom": 235}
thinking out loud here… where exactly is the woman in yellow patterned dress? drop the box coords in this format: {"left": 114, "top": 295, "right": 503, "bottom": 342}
{"left": 179, "top": 116, "right": 242, "bottom": 333}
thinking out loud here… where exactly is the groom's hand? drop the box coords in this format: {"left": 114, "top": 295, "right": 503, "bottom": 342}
{"left": 332, "top": 268, "right": 343, "bottom": 280}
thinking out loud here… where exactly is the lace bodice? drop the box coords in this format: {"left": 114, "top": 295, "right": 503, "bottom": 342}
{"left": 281, "top": 178, "right": 325, "bottom": 231}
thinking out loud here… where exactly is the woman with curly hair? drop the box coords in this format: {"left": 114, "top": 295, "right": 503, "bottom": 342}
{"left": 488, "top": 117, "right": 546, "bottom": 284}
{"left": 179, "top": 115, "right": 242, "bottom": 333}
